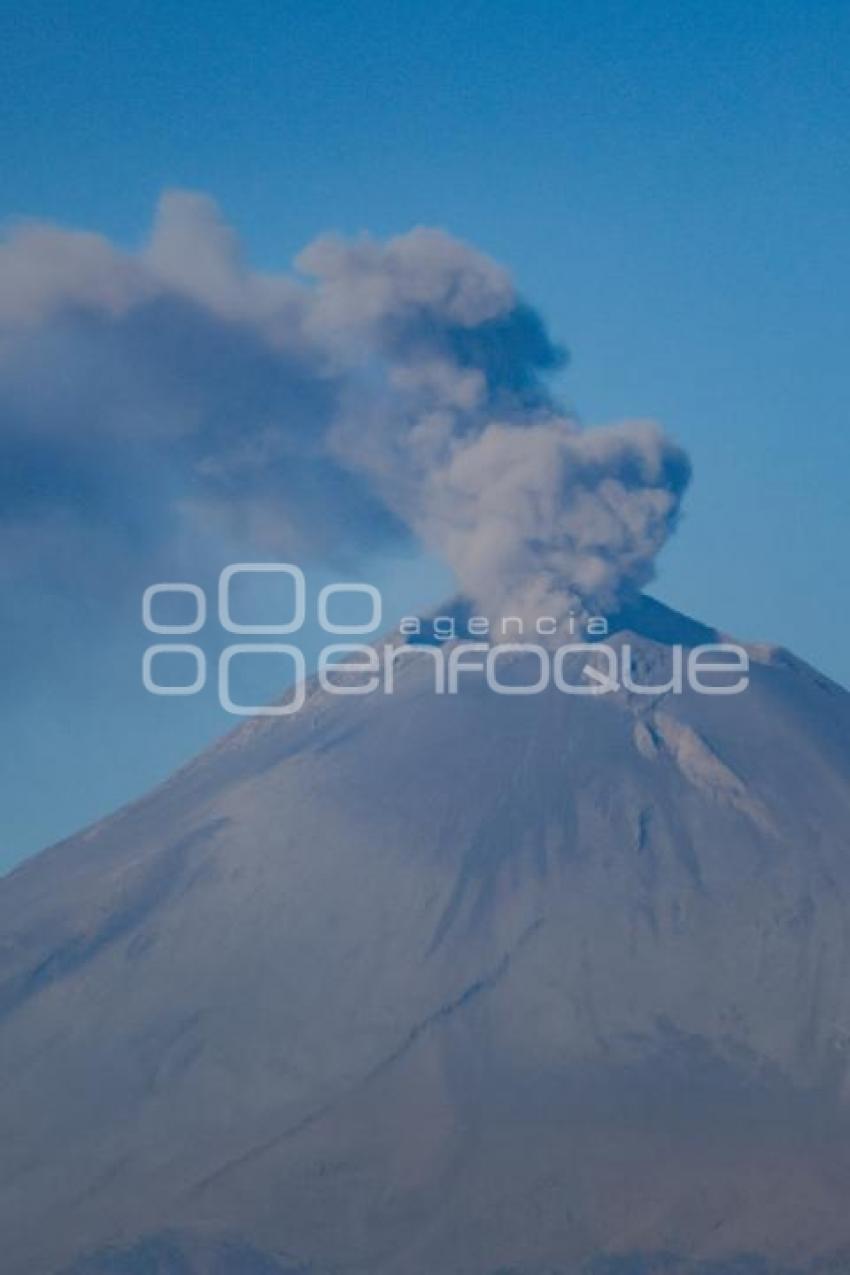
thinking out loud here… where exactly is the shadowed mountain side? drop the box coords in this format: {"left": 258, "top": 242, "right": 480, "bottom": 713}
{"left": 0, "top": 597, "right": 849, "bottom": 1274}
{"left": 59, "top": 1232, "right": 307, "bottom": 1273}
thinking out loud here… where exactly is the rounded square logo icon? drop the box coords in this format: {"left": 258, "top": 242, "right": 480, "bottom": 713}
{"left": 142, "top": 645, "right": 207, "bottom": 695}
{"left": 218, "top": 564, "right": 306, "bottom": 635}
{"left": 143, "top": 584, "right": 206, "bottom": 634}
{"left": 218, "top": 644, "right": 306, "bottom": 715}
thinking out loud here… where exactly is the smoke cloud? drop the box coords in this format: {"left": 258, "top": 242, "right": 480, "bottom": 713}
{"left": 0, "top": 190, "right": 690, "bottom": 627}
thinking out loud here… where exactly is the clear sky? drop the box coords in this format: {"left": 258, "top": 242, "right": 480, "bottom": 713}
{"left": 2, "top": 0, "right": 849, "bottom": 868}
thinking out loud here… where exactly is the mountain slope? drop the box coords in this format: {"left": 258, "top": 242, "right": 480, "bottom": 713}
{"left": 1, "top": 598, "right": 849, "bottom": 1275}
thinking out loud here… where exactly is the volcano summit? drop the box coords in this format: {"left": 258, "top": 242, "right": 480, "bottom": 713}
{"left": 1, "top": 597, "right": 849, "bottom": 1275}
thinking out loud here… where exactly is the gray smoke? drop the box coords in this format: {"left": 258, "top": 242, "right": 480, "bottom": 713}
{"left": 0, "top": 189, "right": 690, "bottom": 626}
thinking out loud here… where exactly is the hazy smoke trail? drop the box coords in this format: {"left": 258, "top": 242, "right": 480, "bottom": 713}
{"left": 0, "top": 190, "right": 690, "bottom": 626}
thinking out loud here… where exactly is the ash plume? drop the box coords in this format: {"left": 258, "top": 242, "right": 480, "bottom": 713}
{"left": 0, "top": 190, "right": 690, "bottom": 626}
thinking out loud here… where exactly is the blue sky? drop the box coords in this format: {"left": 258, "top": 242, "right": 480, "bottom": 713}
{"left": 2, "top": 0, "right": 849, "bottom": 867}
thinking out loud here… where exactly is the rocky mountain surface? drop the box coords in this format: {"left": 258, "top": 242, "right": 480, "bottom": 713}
{"left": 2, "top": 597, "right": 849, "bottom": 1275}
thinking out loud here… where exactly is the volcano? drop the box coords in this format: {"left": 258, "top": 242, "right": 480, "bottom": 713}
{"left": 1, "top": 597, "right": 850, "bottom": 1275}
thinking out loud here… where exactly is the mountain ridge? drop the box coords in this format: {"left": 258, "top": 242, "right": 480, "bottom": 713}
{"left": 1, "top": 596, "right": 849, "bottom": 1275}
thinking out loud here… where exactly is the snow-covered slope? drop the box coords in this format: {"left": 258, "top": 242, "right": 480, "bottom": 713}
{"left": 1, "top": 598, "right": 849, "bottom": 1275}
